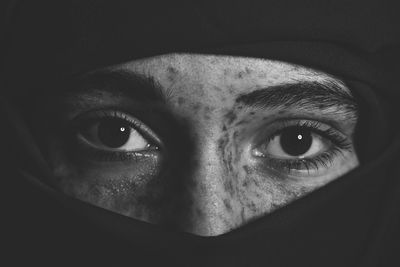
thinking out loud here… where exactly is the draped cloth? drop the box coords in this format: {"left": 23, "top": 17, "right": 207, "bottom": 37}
{"left": 1, "top": 1, "right": 399, "bottom": 266}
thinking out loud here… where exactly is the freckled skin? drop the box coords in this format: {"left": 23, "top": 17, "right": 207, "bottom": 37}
{"left": 45, "top": 54, "right": 359, "bottom": 236}
{"left": 166, "top": 66, "right": 179, "bottom": 83}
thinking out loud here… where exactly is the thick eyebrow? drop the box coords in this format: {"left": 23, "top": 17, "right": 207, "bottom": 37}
{"left": 62, "top": 69, "right": 167, "bottom": 103}
{"left": 235, "top": 80, "right": 357, "bottom": 116}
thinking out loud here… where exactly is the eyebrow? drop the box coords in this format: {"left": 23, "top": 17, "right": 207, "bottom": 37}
{"left": 235, "top": 80, "right": 357, "bottom": 116}
{"left": 62, "top": 69, "right": 167, "bottom": 103}
{"left": 63, "top": 70, "right": 357, "bottom": 119}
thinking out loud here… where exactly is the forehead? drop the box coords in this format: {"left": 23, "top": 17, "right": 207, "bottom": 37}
{"left": 108, "top": 54, "right": 348, "bottom": 96}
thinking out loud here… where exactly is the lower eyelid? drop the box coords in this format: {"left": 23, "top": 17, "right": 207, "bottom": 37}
{"left": 72, "top": 135, "right": 160, "bottom": 163}
{"left": 252, "top": 138, "right": 351, "bottom": 178}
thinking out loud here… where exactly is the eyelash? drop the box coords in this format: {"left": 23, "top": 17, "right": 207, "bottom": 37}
{"left": 72, "top": 110, "right": 159, "bottom": 162}
{"left": 72, "top": 110, "right": 353, "bottom": 175}
{"left": 261, "top": 120, "right": 352, "bottom": 175}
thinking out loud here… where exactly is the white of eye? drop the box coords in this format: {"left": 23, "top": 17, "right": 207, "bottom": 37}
{"left": 114, "top": 127, "right": 149, "bottom": 151}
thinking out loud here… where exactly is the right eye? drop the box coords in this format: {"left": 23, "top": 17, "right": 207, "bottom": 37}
{"left": 257, "top": 125, "right": 331, "bottom": 160}
{"left": 79, "top": 117, "right": 151, "bottom": 151}
{"left": 73, "top": 110, "right": 160, "bottom": 161}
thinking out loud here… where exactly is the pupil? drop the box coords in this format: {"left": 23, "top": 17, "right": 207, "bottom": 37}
{"left": 98, "top": 119, "right": 130, "bottom": 148}
{"left": 280, "top": 127, "right": 312, "bottom": 156}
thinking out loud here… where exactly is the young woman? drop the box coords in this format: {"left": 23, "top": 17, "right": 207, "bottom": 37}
{"left": 1, "top": 0, "right": 399, "bottom": 266}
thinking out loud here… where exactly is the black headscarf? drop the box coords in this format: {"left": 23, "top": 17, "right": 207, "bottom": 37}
{"left": 1, "top": 1, "right": 399, "bottom": 266}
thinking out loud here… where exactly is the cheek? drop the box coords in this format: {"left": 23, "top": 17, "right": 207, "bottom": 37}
{"left": 236, "top": 165, "right": 312, "bottom": 217}
{"left": 216, "top": 111, "right": 321, "bottom": 221}
{"left": 46, "top": 137, "right": 169, "bottom": 222}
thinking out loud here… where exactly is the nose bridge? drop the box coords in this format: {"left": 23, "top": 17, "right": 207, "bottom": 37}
{"left": 171, "top": 105, "right": 239, "bottom": 236}
{"left": 162, "top": 69, "right": 243, "bottom": 235}
{"left": 178, "top": 136, "right": 235, "bottom": 236}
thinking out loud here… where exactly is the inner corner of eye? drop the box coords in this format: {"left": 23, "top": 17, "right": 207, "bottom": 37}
{"left": 252, "top": 148, "right": 265, "bottom": 158}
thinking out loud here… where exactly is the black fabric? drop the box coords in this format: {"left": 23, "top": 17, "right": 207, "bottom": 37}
{"left": 1, "top": 0, "right": 400, "bottom": 266}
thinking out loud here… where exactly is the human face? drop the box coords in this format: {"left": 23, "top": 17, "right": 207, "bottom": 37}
{"left": 30, "top": 54, "right": 359, "bottom": 236}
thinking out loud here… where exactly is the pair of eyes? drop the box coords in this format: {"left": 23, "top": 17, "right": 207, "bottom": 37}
{"left": 75, "top": 110, "right": 352, "bottom": 177}
{"left": 81, "top": 115, "right": 323, "bottom": 159}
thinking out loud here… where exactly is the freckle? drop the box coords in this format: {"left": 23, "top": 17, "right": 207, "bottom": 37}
{"left": 250, "top": 111, "right": 255, "bottom": 115}
{"left": 233, "top": 130, "right": 239, "bottom": 139}
{"left": 243, "top": 165, "right": 252, "bottom": 175}
{"left": 214, "top": 86, "right": 222, "bottom": 92}
{"left": 167, "top": 66, "right": 179, "bottom": 82}
{"left": 223, "top": 69, "right": 230, "bottom": 75}
{"left": 222, "top": 125, "right": 227, "bottom": 131}
{"left": 228, "top": 86, "right": 235, "bottom": 94}
{"left": 203, "top": 106, "right": 214, "bottom": 121}
{"left": 223, "top": 110, "right": 237, "bottom": 125}
{"left": 318, "top": 104, "right": 325, "bottom": 109}
{"left": 203, "top": 113, "right": 211, "bottom": 120}
{"left": 167, "top": 66, "right": 178, "bottom": 73}
{"left": 223, "top": 198, "right": 233, "bottom": 212}
{"left": 236, "top": 71, "right": 244, "bottom": 79}
{"left": 192, "top": 103, "right": 201, "bottom": 112}
{"left": 248, "top": 201, "right": 258, "bottom": 213}
{"left": 245, "top": 67, "right": 252, "bottom": 74}
{"left": 217, "top": 134, "right": 228, "bottom": 151}
{"left": 205, "top": 106, "right": 215, "bottom": 113}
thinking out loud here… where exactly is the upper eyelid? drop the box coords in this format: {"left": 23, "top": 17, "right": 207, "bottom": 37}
{"left": 267, "top": 119, "right": 346, "bottom": 138}
{"left": 259, "top": 115, "right": 354, "bottom": 135}
{"left": 73, "top": 109, "right": 163, "bottom": 146}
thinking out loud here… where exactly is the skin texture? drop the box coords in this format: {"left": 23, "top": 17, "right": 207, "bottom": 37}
{"left": 35, "top": 54, "right": 359, "bottom": 236}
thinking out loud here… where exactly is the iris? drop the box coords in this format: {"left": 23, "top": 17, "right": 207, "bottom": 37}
{"left": 97, "top": 118, "right": 131, "bottom": 148}
{"left": 280, "top": 127, "right": 312, "bottom": 156}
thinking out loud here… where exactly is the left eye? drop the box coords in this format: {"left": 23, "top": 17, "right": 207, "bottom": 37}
{"left": 256, "top": 126, "right": 329, "bottom": 159}
{"left": 251, "top": 120, "right": 354, "bottom": 175}
{"left": 77, "top": 116, "right": 151, "bottom": 152}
